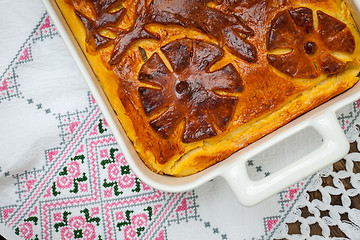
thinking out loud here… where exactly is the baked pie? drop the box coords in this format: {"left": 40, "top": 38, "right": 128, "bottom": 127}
{"left": 57, "top": 0, "right": 360, "bottom": 176}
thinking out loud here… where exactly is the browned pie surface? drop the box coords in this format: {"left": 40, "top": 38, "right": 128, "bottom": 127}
{"left": 57, "top": 0, "right": 360, "bottom": 176}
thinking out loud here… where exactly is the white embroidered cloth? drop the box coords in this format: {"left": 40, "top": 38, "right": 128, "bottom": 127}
{"left": 1, "top": 1, "right": 360, "bottom": 239}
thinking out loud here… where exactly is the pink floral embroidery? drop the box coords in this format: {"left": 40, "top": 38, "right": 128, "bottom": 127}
{"left": 0, "top": 79, "right": 8, "bottom": 91}
{"left": 104, "top": 189, "right": 113, "bottom": 198}
{"left": 56, "top": 161, "right": 79, "bottom": 190}
{"left": 117, "top": 208, "right": 152, "bottom": 239}
{"left": 132, "top": 213, "right": 148, "bottom": 228}
{"left": 107, "top": 163, "right": 121, "bottom": 181}
{"left": 18, "top": 222, "right": 34, "bottom": 239}
{"left": 39, "top": 16, "right": 51, "bottom": 30}
{"left": 102, "top": 149, "right": 141, "bottom": 196}
{"left": 122, "top": 214, "right": 149, "bottom": 239}
{"left": 102, "top": 118, "right": 108, "bottom": 126}
{"left": 118, "top": 175, "right": 135, "bottom": 188}
{"left": 60, "top": 227, "right": 74, "bottom": 240}
{"left": 56, "top": 175, "right": 73, "bottom": 189}
{"left": 116, "top": 211, "right": 125, "bottom": 221}
{"left": 69, "top": 216, "right": 85, "bottom": 229}
{"left": 79, "top": 182, "right": 88, "bottom": 192}
{"left": 100, "top": 149, "right": 109, "bottom": 159}
{"left": 53, "top": 212, "right": 63, "bottom": 222}
{"left": 82, "top": 223, "right": 96, "bottom": 239}
{"left": 91, "top": 207, "right": 100, "bottom": 217}
{"left": 118, "top": 153, "right": 127, "bottom": 165}
{"left": 60, "top": 216, "right": 96, "bottom": 240}
{"left": 107, "top": 163, "right": 135, "bottom": 189}
{"left": 18, "top": 48, "right": 30, "bottom": 62}
{"left": 67, "top": 161, "right": 81, "bottom": 178}
{"left": 52, "top": 155, "right": 87, "bottom": 196}
{"left": 124, "top": 225, "right": 137, "bottom": 240}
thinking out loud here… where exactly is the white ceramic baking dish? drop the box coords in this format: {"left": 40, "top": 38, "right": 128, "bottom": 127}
{"left": 42, "top": 0, "right": 360, "bottom": 206}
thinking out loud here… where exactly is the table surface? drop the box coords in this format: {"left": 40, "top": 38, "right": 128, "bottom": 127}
{"left": 1, "top": 1, "right": 360, "bottom": 239}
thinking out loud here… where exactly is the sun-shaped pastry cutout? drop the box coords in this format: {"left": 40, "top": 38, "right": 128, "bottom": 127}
{"left": 267, "top": 7, "right": 355, "bottom": 79}
{"left": 138, "top": 38, "right": 243, "bottom": 143}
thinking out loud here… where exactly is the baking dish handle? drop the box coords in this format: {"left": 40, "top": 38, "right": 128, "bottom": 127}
{"left": 222, "top": 110, "right": 349, "bottom": 207}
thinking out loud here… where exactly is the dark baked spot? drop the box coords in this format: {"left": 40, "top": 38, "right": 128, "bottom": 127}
{"left": 304, "top": 42, "right": 317, "bottom": 55}
{"left": 175, "top": 81, "right": 190, "bottom": 95}
{"left": 139, "top": 47, "right": 148, "bottom": 62}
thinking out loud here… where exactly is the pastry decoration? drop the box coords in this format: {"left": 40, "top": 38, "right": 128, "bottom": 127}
{"left": 108, "top": 0, "right": 258, "bottom": 65}
{"left": 138, "top": 38, "right": 242, "bottom": 143}
{"left": 267, "top": 7, "right": 355, "bottom": 78}
{"left": 59, "top": 0, "right": 360, "bottom": 176}
{"left": 73, "top": 0, "right": 126, "bottom": 50}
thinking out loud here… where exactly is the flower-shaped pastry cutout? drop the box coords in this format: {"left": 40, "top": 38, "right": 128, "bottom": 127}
{"left": 267, "top": 7, "right": 355, "bottom": 78}
{"left": 138, "top": 39, "right": 243, "bottom": 143}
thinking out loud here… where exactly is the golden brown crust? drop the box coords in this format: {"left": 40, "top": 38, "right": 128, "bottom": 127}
{"left": 57, "top": 0, "right": 360, "bottom": 176}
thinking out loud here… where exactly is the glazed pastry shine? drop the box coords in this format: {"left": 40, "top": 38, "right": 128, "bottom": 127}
{"left": 57, "top": 0, "right": 360, "bottom": 176}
